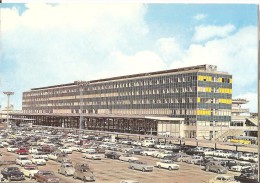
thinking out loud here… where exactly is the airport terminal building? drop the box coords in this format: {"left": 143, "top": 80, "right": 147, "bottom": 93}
{"left": 17, "top": 64, "right": 232, "bottom": 139}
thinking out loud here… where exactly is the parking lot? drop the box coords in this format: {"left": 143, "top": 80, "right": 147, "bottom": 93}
{"left": 0, "top": 126, "right": 256, "bottom": 183}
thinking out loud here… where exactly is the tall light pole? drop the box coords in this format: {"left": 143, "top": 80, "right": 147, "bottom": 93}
{"left": 3, "top": 92, "right": 14, "bottom": 128}
{"left": 74, "top": 81, "right": 88, "bottom": 133}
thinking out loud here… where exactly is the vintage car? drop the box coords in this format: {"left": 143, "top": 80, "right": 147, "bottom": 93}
{"left": 234, "top": 173, "right": 258, "bottom": 183}
{"left": 7, "top": 145, "right": 19, "bottom": 152}
{"left": 16, "top": 147, "right": 29, "bottom": 155}
{"left": 205, "top": 161, "right": 228, "bottom": 174}
{"left": 119, "top": 153, "right": 139, "bottom": 162}
{"left": 1, "top": 166, "right": 25, "bottom": 182}
{"left": 48, "top": 151, "right": 65, "bottom": 161}
{"left": 229, "top": 162, "right": 252, "bottom": 172}
{"left": 156, "top": 160, "right": 179, "bottom": 170}
{"left": 57, "top": 154, "right": 72, "bottom": 164}
{"left": 129, "top": 161, "right": 154, "bottom": 172}
{"left": 16, "top": 155, "right": 32, "bottom": 166}
{"left": 120, "top": 180, "right": 140, "bottom": 183}
{"left": 21, "top": 164, "right": 39, "bottom": 179}
{"left": 185, "top": 155, "right": 203, "bottom": 164}
{"left": 32, "top": 152, "right": 49, "bottom": 161}
{"left": 73, "top": 163, "right": 96, "bottom": 182}
{"left": 59, "top": 146, "right": 73, "bottom": 154}
{"left": 58, "top": 163, "right": 75, "bottom": 176}
{"left": 84, "top": 152, "right": 103, "bottom": 160}
{"left": 31, "top": 155, "right": 47, "bottom": 166}
{"left": 104, "top": 151, "right": 121, "bottom": 159}
{"left": 172, "top": 153, "right": 191, "bottom": 162}
{"left": 208, "top": 175, "right": 240, "bottom": 183}
{"left": 34, "top": 170, "right": 59, "bottom": 183}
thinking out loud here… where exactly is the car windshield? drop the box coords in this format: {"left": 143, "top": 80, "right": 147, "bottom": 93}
{"left": 8, "top": 167, "right": 19, "bottom": 171}
{"left": 42, "top": 172, "right": 53, "bottom": 175}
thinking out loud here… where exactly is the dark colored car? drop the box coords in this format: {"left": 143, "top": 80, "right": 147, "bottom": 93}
{"left": 104, "top": 151, "right": 120, "bottom": 159}
{"left": 34, "top": 170, "right": 59, "bottom": 183}
{"left": 128, "top": 147, "right": 143, "bottom": 155}
{"left": 234, "top": 173, "right": 258, "bottom": 183}
{"left": 220, "top": 160, "right": 237, "bottom": 169}
{"left": 185, "top": 148, "right": 204, "bottom": 156}
{"left": 1, "top": 167, "right": 25, "bottom": 181}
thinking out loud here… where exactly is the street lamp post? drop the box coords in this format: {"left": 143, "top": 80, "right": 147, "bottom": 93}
{"left": 3, "top": 92, "right": 14, "bottom": 128}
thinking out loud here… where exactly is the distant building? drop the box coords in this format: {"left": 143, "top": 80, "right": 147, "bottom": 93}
{"left": 17, "top": 64, "right": 232, "bottom": 139}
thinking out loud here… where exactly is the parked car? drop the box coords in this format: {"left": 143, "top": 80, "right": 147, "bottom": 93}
{"left": 21, "top": 164, "right": 39, "bottom": 180}
{"left": 156, "top": 159, "right": 179, "bottom": 170}
{"left": 7, "top": 145, "right": 18, "bottom": 152}
{"left": 120, "top": 180, "right": 140, "bottom": 183}
{"left": 16, "top": 155, "right": 32, "bottom": 166}
{"left": 129, "top": 161, "right": 153, "bottom": 172}
{"left": 31, "top": 155, "right": 47, "bottom": 166}
{"left": 229, "top": 162, "right": 252, "bottom": 172}
{"left": 172, "top": 153, "right": 191, "bottom": 162}
{"left": 104, "top": 151, "right": 121, "bottom": 159}
{"left": 1, "top": 167, "right": 25, "bottom": 182}
{"left": 58, "top": 163, "right": 75, "bottom": 176}
{"left": 16, "top": 147, "right": 29, "bottom": 155}
{"left": 205, "top": 161, "right": 228, "bottom": 174}
{"left": 239, "top": 153, "right": 254, "bottom": 161}
{"left": 208, "top": 175, "right": 240, "bottom": 183}
{"left": 234, "top": 173, "right": 258, "bottom": 183}
{"left": 185, "top": 155, "right": 203, "bottom": 164}
{"left": 34, "top": 171, "right": 59, "bottom": 183}
{"left": 73, "top": 163, "right": 96, "bottom": 182}
{"left": 220, "top": 160, "right": 237, "bottom": 170}
{"left": 119, "top": 153, "right": 139, "bottom": 162}
{"left": 83, "top": 152, "right": 103, "bottom": 160}
{"left": 59, "top": 146, "right": 73, "bottom": 154}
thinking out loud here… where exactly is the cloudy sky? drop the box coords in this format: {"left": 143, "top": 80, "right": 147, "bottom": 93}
{"left": 0, "top": 3, "right": 258, "bottom": 112}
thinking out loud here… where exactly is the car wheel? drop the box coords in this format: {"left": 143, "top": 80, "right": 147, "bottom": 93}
{"left": 29, "top": 174, "right": 33, "bottom": 180}
{"left": 65, "top": 172, "right": 68, "bottom": 177}
{"left": 168, "top": 166, "right": 173, "bottom": 171}
{"left": 73, "top": 175, "right": 76, "bottom": 179}
{"left": 158, "top": 165, "right": 161, "bottom": 169}
{"left": 142, "top": 168, "right": 146, "bottom": 172}
{"left": 206, "top": 167, "right": 209, "bottom": 172}
{"left": 217, "top": 169, "right": 220, "bottom": 174}
{"left": 91, "top": 157, "right": 94, "bottom": 160}
{"left": 8, "top": 177, "right": 11, "bottom": 182}
{"left": 145, "top": 153, "right": 148, "bottom": 156}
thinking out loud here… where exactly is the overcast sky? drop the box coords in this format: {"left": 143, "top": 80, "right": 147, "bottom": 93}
{"left": 0, "top": 3, "right": 258, "bottom": 112}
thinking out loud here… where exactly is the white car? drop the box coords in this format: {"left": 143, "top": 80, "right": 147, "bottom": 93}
{"left": 119, "top": 154, "right": 139, "bottom": 162}
{"left": 32, "top": 153, "right": 49, "bottom": 161}
{"left": 59, "top": 147, "right": 73, "bottom": 154}
{"left": 31, "top": 156, "right": 46, "bottom": 166}
{"left": 154, "top": 143, "right": 166, "bottom": 149}
{"left": 81, "top": 148, "right": 96, "bottom": 153}
{"left": 21, "top": 164, "right": 39, "bottom": 179}
{"left": 29, "top": 147, "right": 40, "bottom": 154}
{"left": 156, "top": 160, "right": 179, "bottom": 170}
{"left": 7, "top": 145, "right": 18, "bottom": 152}
{"left": 16, "top": 155, "right": 32, "bottom": 166}
{"left": 48, "top": 152, "right": 60, "bottom": 161}
{"left": 249, "top": 155, "right": 258, "bottom": 163}
{"left": 153, "top": 150, "right": 173, "bottom": 159}
{"left": 83, "top": 152, "right": 103, "bottom": 160}
{"left": 239, "top": 153, "right": 254, "bottom": 161}
{"left": 141, "top": 149, "right": 159, "bottom": 156}
{"left": 203, "top": 148, "right": 215, "bottom": 156}
{"left": 229, "top": 163, "right": 252, "bottom": 172}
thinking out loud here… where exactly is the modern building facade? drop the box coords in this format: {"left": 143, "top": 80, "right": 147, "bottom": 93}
{"left": 22, "top": 64, "right": 232, "bottom": 139}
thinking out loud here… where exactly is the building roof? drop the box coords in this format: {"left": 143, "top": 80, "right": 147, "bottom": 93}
{"left": 30, "top": 64, "right": 227, "bottom": 91}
